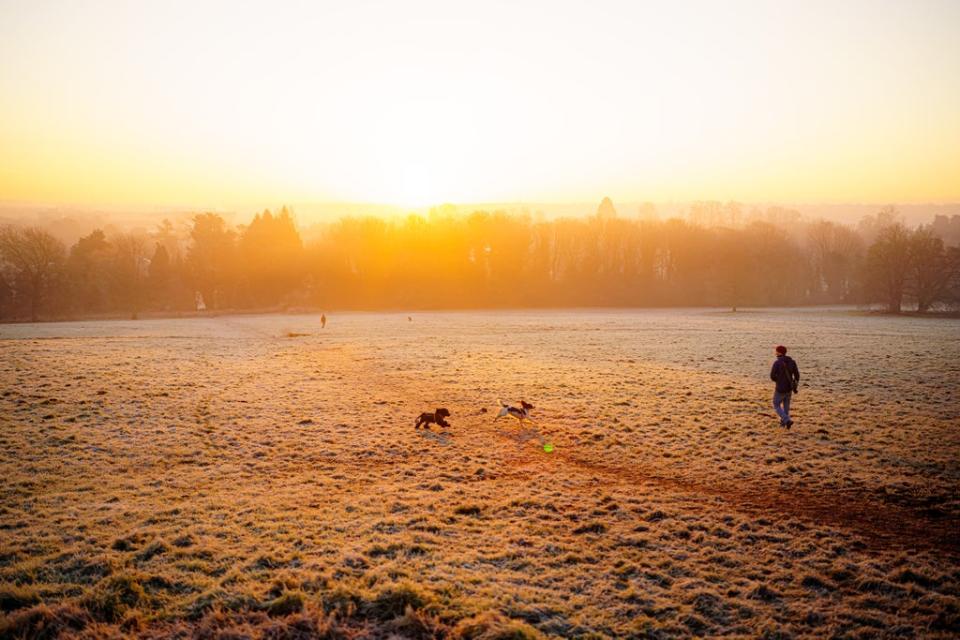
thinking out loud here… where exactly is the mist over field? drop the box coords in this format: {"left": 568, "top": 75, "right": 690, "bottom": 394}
{"left": 1, "top": 199, "right": 959, "bottom": 323}
{"left": 2, "top": 201, "right": 959, "bottom": 247}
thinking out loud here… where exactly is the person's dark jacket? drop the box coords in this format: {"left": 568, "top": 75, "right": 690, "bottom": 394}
{"left": 770, "top": 355, "right": 800, "bottom": 394}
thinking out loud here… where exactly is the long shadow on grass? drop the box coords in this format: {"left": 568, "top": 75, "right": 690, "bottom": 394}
{"left": 486, "top": 427, "right": 960, "bottom": 556}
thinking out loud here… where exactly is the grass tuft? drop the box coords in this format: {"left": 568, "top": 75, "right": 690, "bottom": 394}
{"left": 452, "top": 611, "right": 546, "bottom": 639}
{"left": 747, "top": 584, "right": 782, "bottom": 602}
{"left": 363, "top": 582, "right": 434, "bottom": 621}
{"left": 572, "top": 523, "right": 607, "bottom": 535}
{"left": 263, "top": 590, "right": 307, "bottom": 617}
{"left": 80, "top": 573, "right": 147, "bottom": 623}
{"left": 0, "top": 583, "right": 41, "bottom": 612}
{"left": 0, "top": 603, "right": 90, "bottom": 640}
{"left": 322, "top": 584, "right": 364, "bottom": 617}
{"left": 800, "top": 574, "right": 835, "bottom": 592}
{"left": 135, "top": 539, "right": 170, "bottom": 563}
{"left": 387, "top": 604, "right": 450, "bottom": 639}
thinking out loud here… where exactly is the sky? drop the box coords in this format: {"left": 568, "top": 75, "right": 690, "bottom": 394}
{"left": 1, "top": 0, "right": 958, "bottom": 210}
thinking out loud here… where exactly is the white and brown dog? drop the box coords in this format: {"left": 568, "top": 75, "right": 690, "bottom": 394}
{"left": 495, "top": 400, "right": 535, "bottom": 425}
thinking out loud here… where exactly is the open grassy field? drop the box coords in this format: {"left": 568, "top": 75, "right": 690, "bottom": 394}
{"left": 1, "top": 309, "right": 958, "bottom": 639}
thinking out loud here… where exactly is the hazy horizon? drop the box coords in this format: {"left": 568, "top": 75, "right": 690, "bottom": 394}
{"left": 3, "top": 197, "right": 959, "bottom": 229}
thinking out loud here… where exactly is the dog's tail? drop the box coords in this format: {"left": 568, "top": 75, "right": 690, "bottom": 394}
{"left": 498, "top": 399, "right": 508, "bottom": 407}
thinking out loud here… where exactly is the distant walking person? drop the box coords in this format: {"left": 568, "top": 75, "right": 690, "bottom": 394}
{"left": 770, "top": 345, "right": 800, "bottom": 428}
{"left": 321, "top": 313, "right": 327, "bottom": 329}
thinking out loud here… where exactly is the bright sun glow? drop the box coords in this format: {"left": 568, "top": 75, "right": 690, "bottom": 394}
{"left": 1, "top": 0, "right": 959, "bottom": 209}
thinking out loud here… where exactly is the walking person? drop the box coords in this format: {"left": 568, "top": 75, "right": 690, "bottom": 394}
{"left": 770, "top": 345, "right": 800, "bottom": 428}
{"left": 321, "top": 313, "right": 327, "bottom": 329}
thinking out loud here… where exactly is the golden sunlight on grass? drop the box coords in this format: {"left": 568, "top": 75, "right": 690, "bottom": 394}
{"left": 1, "top": 310, "right": 957, "bottom": 638}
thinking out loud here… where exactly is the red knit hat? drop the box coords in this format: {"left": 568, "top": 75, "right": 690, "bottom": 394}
{"left": 775, "top": 345, "right": 787, "bottom": 354}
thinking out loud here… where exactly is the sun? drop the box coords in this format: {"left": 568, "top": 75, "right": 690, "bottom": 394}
{"left": 390, "top": 163, "right": 441, "bottom": 210}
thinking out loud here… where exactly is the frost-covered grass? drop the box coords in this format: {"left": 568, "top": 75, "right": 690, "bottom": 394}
{"left": 1, "top": 309, "right": 958, "bottom": 638}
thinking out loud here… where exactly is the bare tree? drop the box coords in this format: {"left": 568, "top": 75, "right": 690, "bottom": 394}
{"left": 866, "top": 224, "right": 911, "bottom": 313}
{"left": 713, "top": 227, "right": 752, "bottom": 311}
{"left": 0, "top": 272, "right": 12, "bottom": 319}
{"left": 807, "top": 220, "right": 834, "bottom": 299}
{"left": 807, "top": 221, "right": 864, "bottom": 302}
{"left": 909, "top": 227, "right": 955, "bottom": 313}
{"left": 858, "top": 205, "right": 902, "bottom": 245}
{"left": 0, "top": 226, "right": 66, "bottom": 321}
{"left": 948, "top": 247, "right": 960, "bottom": 307}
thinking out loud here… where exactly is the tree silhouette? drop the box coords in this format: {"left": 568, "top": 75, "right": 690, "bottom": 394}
{"left": 66, "top": 229, "right": 111, "bottom": 313}
{"left": 0, "top": 226, "right": 66, "bottom": 321}
{"left": 596, "top": 197, "right": 617, "bottom": 219}
{"left": 908, "top": 227, "right": 953, "bottom": 313}
{"left": 111, "top": 233, "right": 149, "bottom": 319}
{"left": 187, "top": 213, "right": 236, "bottom": 310}
{"left": 148, "top": 243, "right": 172, "bottom": 310}
{"left": 239, "top": 207, "right": 304, "bottom": 307}
{"left": 866, "top": 224, "right": 912, "bottom": 313}
{"left": 2, "top": 203, "right": 956, "bottom": 321}
{"left": 0, "top": 272, "right": 12, "bottom": 319}
{"left": 713, "top": 228, "right": 752, "bottom": 311}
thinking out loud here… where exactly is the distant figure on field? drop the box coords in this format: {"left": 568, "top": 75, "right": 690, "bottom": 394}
{"left": 321, "top": 313, "right": 326, "bottom": 329}
{"left": 770, "top": 345, "right": 800, "bottom": 428}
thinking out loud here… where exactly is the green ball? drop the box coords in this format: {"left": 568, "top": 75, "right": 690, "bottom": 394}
{"left": 543, "top": 443, "right": 554, "bottom": 453}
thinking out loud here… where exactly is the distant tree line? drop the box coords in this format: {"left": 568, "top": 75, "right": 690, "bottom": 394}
{"left": 1, "top": 201, "right": 958, "bottom": 321}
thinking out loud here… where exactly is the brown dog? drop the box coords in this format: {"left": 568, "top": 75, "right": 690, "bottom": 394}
{"left": 415, "top": 408, "right": 451, "bottom": 429}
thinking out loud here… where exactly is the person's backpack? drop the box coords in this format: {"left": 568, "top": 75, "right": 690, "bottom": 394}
{"left": 776, "top": 358, "right": 799, "bottom": 394}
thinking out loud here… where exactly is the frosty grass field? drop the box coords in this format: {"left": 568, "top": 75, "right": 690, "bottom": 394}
{"left": 1, "top": 309, "right": 958, "bottom": 638}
